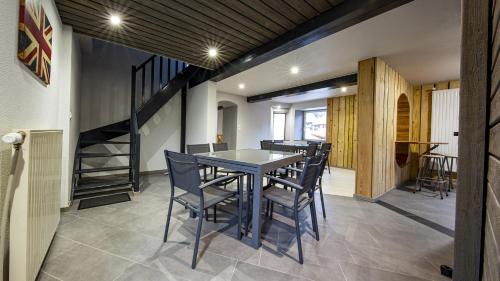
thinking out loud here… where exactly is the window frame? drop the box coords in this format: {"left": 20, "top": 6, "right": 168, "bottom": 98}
{"left": 272, "top": 112, "right": 286, "bottom": 141}
{"left": 302, "top": 109, "right": 327, "bottom": 141}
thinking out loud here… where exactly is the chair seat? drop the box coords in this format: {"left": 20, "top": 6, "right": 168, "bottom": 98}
{"left": 263, "top": 186, "right": 309, "bottom": 209}
{"left": 176, "top": 186, "right": 236, "bottom": 209}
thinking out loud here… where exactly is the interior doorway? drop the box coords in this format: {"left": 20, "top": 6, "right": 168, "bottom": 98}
{"left": 217, "top": 101, "right": 238, "bottom": 149}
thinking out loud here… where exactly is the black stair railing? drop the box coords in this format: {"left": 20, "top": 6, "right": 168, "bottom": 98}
{"left": 129, "top": 55, "right": 187, "bottom": 191}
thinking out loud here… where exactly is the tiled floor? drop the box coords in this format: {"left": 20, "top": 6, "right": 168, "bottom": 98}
{"left": 320, "top": 167, "right": 356, "bottom": 197}
{"left": 40, "top": 174, "right": 454, "bottom": 281}
{"left": 379, "top": 182, "right": 456, "bottom": 231}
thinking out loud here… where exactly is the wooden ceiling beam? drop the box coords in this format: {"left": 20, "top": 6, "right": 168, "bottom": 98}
{"left": 190, "top": 0, "right": 413, "bottom": 87}
{"left": 246, "top": 74, "right": 357, "bottom": 103}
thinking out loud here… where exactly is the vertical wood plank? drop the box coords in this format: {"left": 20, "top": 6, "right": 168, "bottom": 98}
{"left": 347, "top": 96, "right": 354, "bottom": 168}
{"left": 454, "top": 0, "right": 490, "bottom": 279}
{"left": 326, "top": 98, "right": 333, "bottom": 166}
{"left": 435, "top": 81, "right": 449, "bottom": 90}
{"left": 372, "top": 58, "right": 386, "bottom": 197}
{"left": 356, "top": 58, "right": 375, "bottom": 197}
{"left": 420, "top": 84, "right": 434, "bottom": 154}
{"left": 338, "top": 96, "right": 346, "bottom": 167}
{"left": 331, "top": 98, "right": 340, "bottom": 166}
{"left": 353, "top": 95, "right": 358, "bottom": 169}
{"left": 450, "top": 80, "right": 461, "bottom": 89}
{"left": 410, "top": 86, "right": 422, "bottom": 178}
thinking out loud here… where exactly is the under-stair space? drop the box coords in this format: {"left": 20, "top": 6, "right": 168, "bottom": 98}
{"left": 71, "top": 54, "right": 199, "bottom": 204}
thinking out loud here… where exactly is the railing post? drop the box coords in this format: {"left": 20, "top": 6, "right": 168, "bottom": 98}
{"left": 150, "top": 58, "right": 155, "bottom": 98}
{"left": 130, "top": 66, "right": 136, "bottom": 183}
{"left": 133, "top": 133, "right": 140, "bottom": 192}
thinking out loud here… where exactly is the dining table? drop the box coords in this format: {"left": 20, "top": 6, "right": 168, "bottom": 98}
{"left": 195, "top": 149, "right": 303, "bottom": 249}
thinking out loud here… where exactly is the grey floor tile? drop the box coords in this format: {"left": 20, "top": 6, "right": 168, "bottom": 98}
{"left": 36, "top": 272, "right": 61, "bottom": 281}
{"left": 42, "top": 244, "right": 133, "bottom": 281}
{"left": 44, "top": 235, "right": 79, "bottom": 263}
{"left": 93, "top": 229, "right": 164, "bottom": 263}
{"left": 113, "top": 263, "right": 187, "bottom": 281}
{"left": 56, "top": 217, "right": 116, "bottom": 245}
{"left": 231, "top": 261, "right": 310, "bottom": 281}
{"left": 339, "top": 262, "right": 430, "bottom": 281}
{"left": 146, "top": 243, "right": 237, "bottom": 281}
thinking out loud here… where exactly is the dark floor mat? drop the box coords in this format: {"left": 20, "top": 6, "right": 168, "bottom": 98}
{"left": 78, "top": 193, "right": 131, "bottom": 210}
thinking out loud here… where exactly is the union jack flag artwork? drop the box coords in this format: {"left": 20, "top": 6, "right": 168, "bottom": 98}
{"left": 18, "top": 0, "right": 52, "bottom": 85}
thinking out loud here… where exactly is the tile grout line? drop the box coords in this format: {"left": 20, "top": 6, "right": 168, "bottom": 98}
{"left": 40, "top": 270, "right": 64, "bottom": 281}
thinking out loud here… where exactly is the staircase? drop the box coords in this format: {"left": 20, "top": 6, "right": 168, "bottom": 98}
{"left": 71, "top": 55, "right": 199, "bottom": 201}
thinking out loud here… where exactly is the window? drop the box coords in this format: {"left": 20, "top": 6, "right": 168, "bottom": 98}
{"left": 303, "top": 110, "right": 326, "bottom": 140}
{"left": 273, "top": 113, "right": 286, "bottom": 140}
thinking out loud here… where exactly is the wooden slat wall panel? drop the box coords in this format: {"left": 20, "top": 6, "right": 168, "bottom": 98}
{"left": 352, "top": 95, "right": 358, "bottom": 169}
{"left": 356, "top": 58, "right": 413, "bottom": 199}
{"left": 356, "top": 58, "right": 376, "bottom": 197}
{"left": 326, "top": 95, "right": 357, "bottom": 169}
{"left": 483, "top": 0, "right": 500, "bottom": 278}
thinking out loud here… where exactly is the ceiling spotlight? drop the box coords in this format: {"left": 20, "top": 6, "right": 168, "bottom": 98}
{"left": 341, "top": 87, "right": 347, "bottom": 93}
{"left": 238, "top": 83, "right": 245, "bottom": 90}
{"left": 208, "top": 48, "right": 218, "bottom": 58}
{"left": 290, "top": 66, "right": 299, "bottom": 74}
{"left": 110, "top": 15, "right": 121, "bottom": 26}
{"left": 277, "top": 105, "right": 281, "bottom": 109}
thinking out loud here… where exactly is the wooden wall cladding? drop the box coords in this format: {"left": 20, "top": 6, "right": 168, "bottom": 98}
{"left": 356, "top": 58, "right": 413, "bottom": 199}
{"left": 326, "top": 95, "right": 357, "bottom": 169}
{"left": 483, "top": 0, "right": 500, "bottom": 278}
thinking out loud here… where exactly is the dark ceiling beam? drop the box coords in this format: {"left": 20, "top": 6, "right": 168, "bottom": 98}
{"left": 190, "top": 0, "right": 413, "bottom": 87}
{"left": 246, "top": 73, "right": 357, "bottom": 103}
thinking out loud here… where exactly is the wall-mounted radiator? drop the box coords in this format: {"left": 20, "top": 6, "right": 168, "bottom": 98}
{"left": 8, "top": 130, "right": 62, "bottom": 281}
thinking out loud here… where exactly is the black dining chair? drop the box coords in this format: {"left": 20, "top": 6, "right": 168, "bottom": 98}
{"left": 163, "top": 150, "right": 243, "bottom": 269}
{"left": 211, "top": 142, "right": 239, "bottom": 187}
{"left": 261, "top": 140, "right": 273, "bottom": 150}
{"left": 186, "top": 144, "right": 212, "bottom": 182}
{"left": 262, "top": 154, "right": 323, "bottom": 264}
{"left": 319, "top": 143, "right": 332, "bottom": 174}
{"left": 280, "top": 152, "right": 328, "bottom": 218}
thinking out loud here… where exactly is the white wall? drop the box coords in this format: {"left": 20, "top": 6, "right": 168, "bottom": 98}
{"left": 186, "top": 81, "right": 217, "bottom": 146}
{"left": 79, "top": 39, "right": 150, "bottom": 131}
{"left": 222, "top": 106, "right": 237, "bottom": 149}
{"left": 216, "top": 92, "right": 272, "bottom": 149}
{"left": 0, "top": 0, "right": 80, "bottom": 209}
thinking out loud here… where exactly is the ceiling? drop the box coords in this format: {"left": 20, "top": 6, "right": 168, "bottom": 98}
{"left": 55, "top": 0, "right": 344, "bottom": 69}
{"left": 217, "top": 0, "right": 461, "bottom": 97}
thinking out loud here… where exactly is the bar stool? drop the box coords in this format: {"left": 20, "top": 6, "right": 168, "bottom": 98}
{"left": 443, "top": 155, "right": 458, "bottom": 191}
{"left": 415, "top": 154, "right": 449, "bottom": 199}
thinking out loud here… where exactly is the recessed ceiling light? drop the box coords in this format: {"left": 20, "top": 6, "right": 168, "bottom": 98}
{"left": 238, "top": 83, "right": 245, "bottom": 90}
{"left": 208, "top": 48, "right": 218, "bottom": 58}
{"left": 110, "top": 15, "right": 121, "bottom": 26}
{"left": 341, "top": 87, "right": 347, "bottom": 93}
{"left": 290, "top": 66, "right": 299, "bottom": 74}
{"left": 277, "top": 105, "right": 281, "bottom": 109}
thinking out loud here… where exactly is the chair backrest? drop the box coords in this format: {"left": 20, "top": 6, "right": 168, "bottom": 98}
{"left": 212, "top": 142, "right": 228, "bottom": 152}
{"left": 317, "top": 151, "right": 329, "bottom": 178}
{"left": 298, "top": 154, "right": 324, "bottom": 195}
{"left": 320, "top": 143, "right": 332, "bottom": 153}
{"left": 305, "top": 143, "right": 318, "bottom": 157}
{"left": 282, "top": 145, "right": 297, "bottom": 153}
{"left": 164, "top": 150, "right": 202, "bottom": 197}
{"left": 261, "top": 140, "right": 272, "bottom": 150}
{"left": 186, "top": 143, "right": 210, "bottom": 154}
{"left": 273, "top": 140, "right": 284, "bottom": 143}
{"left": 271, "top": 143, "right": 284, "bottom": 151}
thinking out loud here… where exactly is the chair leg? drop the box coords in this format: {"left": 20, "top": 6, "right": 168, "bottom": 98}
{"left": 205, "top": 209, "right": 209, "bottom": 222}
{"left": 310, "top": 201, "right": 320, "bottom": 241}
{"left": 269, "top": 202, "right": 274, "bottom": 220}
{"left": 294, "top": 209, "right": 304, "bottom": 264}
{"left": 213, "top": 205, "right": 217, "bottom": 223}
{"left": 163, "top": 197, "right": 174, "bottom": 242}
{"left": 327, "top": 158, "right": 331, "bottom": 174}
{"left": 265, "top": 199, "right": 270, "bottom": 217}
{"left": 318, "top": 181, "right": 326, "bottom": 219}
{"left": 203, "top": 167, "right": 207, "bottom": 182}
{"left": 192, "top": 210, "right": 204, "bottom": 269}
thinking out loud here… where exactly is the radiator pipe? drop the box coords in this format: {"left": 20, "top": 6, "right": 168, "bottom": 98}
{"left": 0, "top": 131, "right": 25, "bottom": 280}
